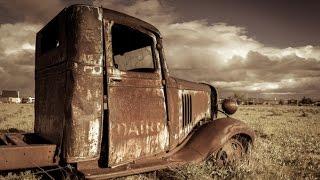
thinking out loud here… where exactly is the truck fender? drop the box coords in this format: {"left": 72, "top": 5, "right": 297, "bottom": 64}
{"left": 170, "top": 117, "right": 255, "bottom": 163}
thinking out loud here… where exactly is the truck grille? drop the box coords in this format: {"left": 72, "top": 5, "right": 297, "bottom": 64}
{"left": 182, "top": 94, "right": 192, "bottom": 128}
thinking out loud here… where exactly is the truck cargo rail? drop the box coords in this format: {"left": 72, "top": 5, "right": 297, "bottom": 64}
{"left": 0, "top": 133, "right": 58, "bottom": 171}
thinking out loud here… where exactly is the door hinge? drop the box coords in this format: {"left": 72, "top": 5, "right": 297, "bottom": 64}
{"left": 162, "top": 79, "right": 166, "bottom": 85}
{"left": 103, "top": 95, "right": 108, "bottom": 110}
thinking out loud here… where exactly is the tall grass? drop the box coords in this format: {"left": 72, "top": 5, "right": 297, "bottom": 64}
{"left": 0, "top": 104, "right": 319, "bottom": 179}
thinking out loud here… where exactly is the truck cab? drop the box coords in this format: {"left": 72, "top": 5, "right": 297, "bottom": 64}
{"left": 0, "top": 5, "right": 254, "bottom": 179}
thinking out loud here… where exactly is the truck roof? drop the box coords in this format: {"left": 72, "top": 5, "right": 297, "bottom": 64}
{"left": 70, "top": 4, "right": 161, "bottom": 36}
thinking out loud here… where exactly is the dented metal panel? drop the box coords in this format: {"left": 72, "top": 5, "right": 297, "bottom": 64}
{"left": 35, "top": 5, "right": 104, "bottom": 163}
{"left": 63, "top": 5, "right": 103, "bottom": 162}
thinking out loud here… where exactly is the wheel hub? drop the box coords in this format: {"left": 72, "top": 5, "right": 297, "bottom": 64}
{"left": 216, "top": 138, "right": 244, "bottom": 166}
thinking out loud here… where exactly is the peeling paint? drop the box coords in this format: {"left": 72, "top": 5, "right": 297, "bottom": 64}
{"left": 176, "top": 85, "right": 211, "bottom": 142}
{"left": 84, "top": 66, "right": 102, "bottom": 75}
{"left": 88, "top": 119, "right": 100, "bottom": 156}
{"left": 97, "top": 7, "right": 103, "bottom": 21}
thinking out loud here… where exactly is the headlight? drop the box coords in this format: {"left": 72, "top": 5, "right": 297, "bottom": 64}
{"left": 222, "top": 99, "right": 238, "bottom": 115}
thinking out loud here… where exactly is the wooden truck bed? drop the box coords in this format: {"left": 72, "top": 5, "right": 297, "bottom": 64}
{"left": 0, "top": 133, "right": 58, "bottom": 170}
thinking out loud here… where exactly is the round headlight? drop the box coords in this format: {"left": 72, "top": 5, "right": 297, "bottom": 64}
{"left": 222, "top": 99, "right": 238, "bottom": 115}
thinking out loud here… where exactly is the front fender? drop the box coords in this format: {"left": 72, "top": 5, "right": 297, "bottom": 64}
{"left": 170, "top": 117, "right": 255, "bottom": 163}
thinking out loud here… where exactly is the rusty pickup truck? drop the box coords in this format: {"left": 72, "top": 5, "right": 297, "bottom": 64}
{"left": 0, "top": 4, "right": 255, "bottom": 179}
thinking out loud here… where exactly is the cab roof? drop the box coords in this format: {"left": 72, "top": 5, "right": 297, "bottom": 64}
{"left": 69, "top": 4, "right": 161, "bottom": 37}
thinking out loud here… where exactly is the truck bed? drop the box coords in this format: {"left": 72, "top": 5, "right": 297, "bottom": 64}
{"left": 0, "top": 133, "right": 58, "bottom": 171}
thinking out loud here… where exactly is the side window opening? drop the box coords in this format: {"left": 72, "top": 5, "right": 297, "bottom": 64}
{"left": 40, "top": 19, "right": 60, "bottom": 54}
{"left": 111, "top": 24, "right": 155, "bottom": 72}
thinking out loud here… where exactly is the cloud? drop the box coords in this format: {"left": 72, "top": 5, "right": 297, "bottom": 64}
{"left": 0, "top": 0, "right": 320, "bottom": 98}
{"left": 0, "top": 23, "right": 40, "bottom": 95}
{"left": 0, "top": 0, "right": 64, "bottom": 24}
{"left": 260, "top": 45, "right": 320, "bottom": 60}
{"left": 210, "top": 51, "right": 320, "bottom": 96}
{"left": 0, "top": 0, "right": 94, "bottom": 24}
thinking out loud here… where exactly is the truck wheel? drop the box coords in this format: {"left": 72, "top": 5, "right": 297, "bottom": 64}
{"left": 215, "top": 138, "right": 245, "bottom": 166}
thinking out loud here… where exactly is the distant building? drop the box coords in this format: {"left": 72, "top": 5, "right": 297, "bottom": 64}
{"left": 0, "top": 90, "right": 21, "bottom": 103}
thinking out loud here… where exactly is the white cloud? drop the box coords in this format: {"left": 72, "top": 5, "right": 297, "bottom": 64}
{"left": 0, "top": 23, "right": 40, "bottom": 95}
{"left": 0, "top": 23, "right": 41, "bottom": 56}
{"left": 260, "top": 45, "right": 320, "bottom": 60}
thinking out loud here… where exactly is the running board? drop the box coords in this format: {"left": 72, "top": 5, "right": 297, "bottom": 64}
{"left": 78, "top": 158, "right": 183, "bottom": 179}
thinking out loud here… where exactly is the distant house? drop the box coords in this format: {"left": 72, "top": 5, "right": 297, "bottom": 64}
{"left": 0, "top": 90, "right": 21, "bottom": 103}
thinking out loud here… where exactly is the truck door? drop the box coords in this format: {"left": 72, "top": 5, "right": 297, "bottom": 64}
{"left": 104, "top": 22, "right": 169, "bottom": 166}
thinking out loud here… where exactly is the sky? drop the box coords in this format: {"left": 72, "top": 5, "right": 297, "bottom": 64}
{"left": 0, "top": 0, "right": 319, "bottom": 99}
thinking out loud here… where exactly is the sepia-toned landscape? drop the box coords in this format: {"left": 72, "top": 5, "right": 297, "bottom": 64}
{"left": 1, "top": 103, "right": 319, "bottom": 179}
{"left": 1, "top": 0, "right": 320, "bottom": 179}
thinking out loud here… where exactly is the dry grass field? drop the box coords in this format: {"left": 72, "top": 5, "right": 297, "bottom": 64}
{"left": 0, "top": 104, "right": 34, "bottom": 133}
{"left": 0, "top": 104, "right": 319, "bottom": 179}
{"left": 159, "top": 105, "right": 320, "bottom": 179}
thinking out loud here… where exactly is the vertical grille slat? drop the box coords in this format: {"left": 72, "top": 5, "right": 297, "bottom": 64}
{"left": 182, "top": 95, "right": 185, "bottom": 128}
{"left": 189, "top": 95, "right": 192, "bottom": 125}
{"left": 185, "top": 95, "right": 188, "bottom": 128}
{"left": 182, "top": 94, "right": 192, "bottom": 129}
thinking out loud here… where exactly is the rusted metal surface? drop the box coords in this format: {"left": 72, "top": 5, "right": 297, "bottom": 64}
{"left": 170, "top": 117, "right": 255, "bottom": 163}
{"left": 103, "top": 19, "right": 169, "bottom": 166}
{"left": 166, "top": 77, "right": 212, "bottom": 148}
{"left": 63, "top": 5, "right": 104, "bottom": 162}
{"left": 35, "top": 5, "right": 104, "bottom": 163}
{"left": 77, "top": 117, "right": 254, "bottom": 179}
{"left": 79, "top": 159, "right": 181, "bottom": 179}
{"left": 222, "top": 99, "right": 238, "bottom": 115}
{"left": 102, "top": 8, "right": 161, "bottom": 37}
{"left": 35, "top": 8, "right": 67, "bottom": 150}
{"left": 0, "top": 133, "right": 57, "bottom": 170}
{"left": 102, "top": 15, "right": 213, "bottom": 166}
